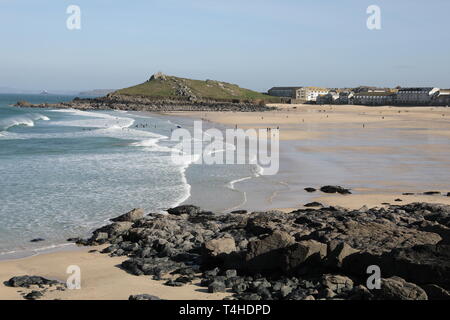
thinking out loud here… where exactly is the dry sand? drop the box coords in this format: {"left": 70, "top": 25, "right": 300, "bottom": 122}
{"left": 169, "top": 104, "right": 450, "bottom": 140}
{"left": 313, "top": 193, "right": 450, "bottom": 210}
{"left": 0, "top": 246, "right": 229, "bottom": 300}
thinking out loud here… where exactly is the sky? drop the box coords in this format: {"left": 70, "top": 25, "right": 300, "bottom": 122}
{"left": 0, "top": 0, "right": 449, "bottom": 92}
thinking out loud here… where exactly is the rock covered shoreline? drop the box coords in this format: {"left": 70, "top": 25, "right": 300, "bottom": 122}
{"left": 65, "top": 202, "right": 450, "bottom": 300}
{"left": 15, "top": 94, "right": 275, "bottom": 112}
{"left": 4, "top": 193, "right": 450, "bottom": 300}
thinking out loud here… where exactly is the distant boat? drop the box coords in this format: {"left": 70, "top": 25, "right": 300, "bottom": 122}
{"left": 40, "top": 90, "right": 49, "bottom": 95}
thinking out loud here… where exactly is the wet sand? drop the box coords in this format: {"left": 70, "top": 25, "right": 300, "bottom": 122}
{"left": 169, "top": 104, "right": 450, "bottom": 211}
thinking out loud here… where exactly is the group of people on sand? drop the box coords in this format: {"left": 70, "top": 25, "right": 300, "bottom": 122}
{"left": 135, "top": 123, "right": 153, "bottom": 128}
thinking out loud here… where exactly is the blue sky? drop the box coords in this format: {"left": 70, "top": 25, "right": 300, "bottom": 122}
{"left": 0, "top": 0, "right": 449, "bottom": 91}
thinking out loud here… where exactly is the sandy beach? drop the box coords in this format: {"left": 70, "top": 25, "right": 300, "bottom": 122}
{"left": 0, "top": 245, "right": 228, "bottom": 300}
{"left": 171, "top": 104, "right": 450, "bottom": 140}
{"left": 169, "top": 104, "right": 450, "bottom": 210}
{"left": 1, "top": 104, "right": 450, "bottom": 300}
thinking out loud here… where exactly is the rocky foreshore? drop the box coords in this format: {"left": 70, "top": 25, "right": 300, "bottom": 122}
{"left": 14, "top": 94, "right": 276, "bottom": 112}
{"left": 5, "top": 201, "right": 450, "bottom": 300}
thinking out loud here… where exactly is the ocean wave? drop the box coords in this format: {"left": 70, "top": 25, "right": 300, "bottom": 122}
{"left": 0, "top": 113, "right": 50, "bottom": 132}
{"left": 130, "top": 138, "right": 161, "bottom": 147}
{"left": 0, "top": 242, "right": 76, "bottom": 260}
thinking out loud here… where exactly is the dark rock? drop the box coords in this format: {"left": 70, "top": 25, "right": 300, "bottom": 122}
{"left": 245, "top": 231, "right": 295, "bottom": 274}
{"left": 402, "top": 193, "right": 415, "bottom": 195}
{"left": 24, "top": 291, "right": 43, "bottom": 300}
{"left": 164, "top": 279, "right": 185, "bottom": 287}
{"left": 175, "top": 276, "right": 193, "bottom": 284}
{"left": 6, "top": 276, "right": 60, "bottom": 288}
{"left": 203, "top": 268, "right": 220, "bottom": 277}
{"left": 245, "top": 214, "right": 276, "bottom": 236}
{"left": 304, "top": 187, "right": 317, "bottom": 193}
{"left": 384, "top": 244, "right": 450, "bottom": 288}
{"left": 30, "top": 238, "right": 45, "bottom": 243}
{"left": 320, "top": 185, "right": 352, "bottom": 195}
{"left": 232, "top": 283, "right": 248, "bottom": 293}
{"left": 374, "top": 277, "right": 428, "bottom": 300}
{"left": 231, "top": 210, "right": 248, "bottom": 214}
{"left": 67, "top": 237, "right": 81, "bottom": 242}
{"left": 421, "top": 284, "right": 450, "bottom": 300}
{"left": 224, "top": 269, "right": 238, "bottom": 278}
{"left": 167, "top": 205, "right": 201, "bottom": 216}
{"left": 283, "top": 240, "right": 327, "bottom": 273}
{"left": 129, "top": 294, "right": 162, "bottom": 300}
{"left": 321, "top": 274, "right": 354, "bottom": 293}
{"left": 203, "top": 237, "right": 236, "bottom": 257}
{"left": 208, "top": 281, "right": 226, "bottom": 293}
{"left": 280, "top": 285, "right": 293, "bottom": 297}
{"left": 395, "top": 199, "right": 403, "bottom": 202}
{"left": 325, "top": 241, "right": 359, "bottom": 269}
{"left": 348, "top": 285, "right": 374, "bottom": 300}
{"left": 225, "top": 276, "right": 243, "bottom": 288}
{"left": 423, "top": 191, "right": 441, "bottom": 195}
{"left": 304, "top": 202, "right": 323, "bottom": 208}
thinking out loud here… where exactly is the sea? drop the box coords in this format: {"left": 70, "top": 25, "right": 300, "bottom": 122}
{"left": 0, "top": 94, "right": 259, "bottom": 259}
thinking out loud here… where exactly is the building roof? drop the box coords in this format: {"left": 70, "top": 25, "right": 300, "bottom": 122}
{"left": 303, "top": 86, "right": 328, "bottom": 90}
{"left": 354, "top": 92, "right": 394, "bottom": 97}
{"left": 269, "top": 87, "right": 303, "bottom": 91}
{"left": 398, "top": 87, "right": 434, "bottom": 92}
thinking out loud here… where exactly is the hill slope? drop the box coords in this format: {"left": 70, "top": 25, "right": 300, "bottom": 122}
{"left": 113, "top": 73, "right": 279, "bottom": 103}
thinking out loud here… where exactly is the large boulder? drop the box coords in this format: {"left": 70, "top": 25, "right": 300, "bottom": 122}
{"left": 283, "top": 240, "right": 327, "bottom": 273}
{"left": 315, "top": 220, "right": 442, "bottom": 255}
{"left": 203, "top": 237, "right": 236, "bottom": 257}
{"left": 322, "top": 274, "right": 354, "bottom": 293}
{"left": 320, "top": 185, "right": 352, "bottom": 195}
{"left": 374, "top": 277, "right": 428, "bottom": 300}
{"left": 6, "top": 275, "right": 60, "bottom": 288}
{"left": 325, "top": 241, "right": 360, "bottom": 269}
{"left": 421, "top": 284, "right": 450, "bottom": 300}
{"left": 167, "top": 205, "right": 201, "bottom": 216}
{"left": 109, "top": 222, "right": 134, "bottom": 235}
{"left": 245, "top": 231, "right": 295, "bottom": 274}
{"left": 384, "top": 244, "right": 450, "bottom": 288}
{"left": 343, "top": 244, "right": 450, "bottom": 290}
{"left": 111, "top": 208, "right": 144, "bottom": 222}
{"left": 245, "top": 214, "right": 277, "bottom": 236}
{"left": 129, "top": 294, "right": 162, "bottom": 300}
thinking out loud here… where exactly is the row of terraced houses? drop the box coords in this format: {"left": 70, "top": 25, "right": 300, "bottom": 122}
{"left": 267, "top": 86, "right": 450, "bottom": 106}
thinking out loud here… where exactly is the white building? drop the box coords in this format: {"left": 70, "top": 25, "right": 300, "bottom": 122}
{"left": 433, "top": 89, "right": 450, "bottom": 106}
{"left": 395, "top": 87, "right": 440, "bottom": 105}
{"left": 353, "top": 92, "right": 395, "bottom": 106}
{"left": 267, "top": 87, "right": 302, "bottom": 98}
{"left": 298, "top": 87, "right": 329, "bottom": 102}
